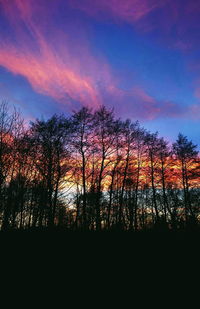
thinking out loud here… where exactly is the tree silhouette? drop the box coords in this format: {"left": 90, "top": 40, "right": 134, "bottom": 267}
{"left": 0, "top": 101, "right": 199, "bottom": 232}
{"left": 173, "top": 133, "right": 198, "bottom": 225}
{"left": 29, "top": 115, "right": 71, "bottom": 227}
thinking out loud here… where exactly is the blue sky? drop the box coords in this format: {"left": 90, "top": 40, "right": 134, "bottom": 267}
{"left": 0, "top": 0, "right": 199, "bottom": 146}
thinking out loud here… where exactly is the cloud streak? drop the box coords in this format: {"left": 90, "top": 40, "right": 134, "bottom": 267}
{"left": 71, "top": 0, "right": 200, "bottom": 51}
{"left": 0, "top": 0, "right": 106, "bottom": 108}
{"left": 69, "top": 0, "right": 164, "bottom": 23}
{"left": 105, "top": 85, "right": 196, "bottom": 120}
{"left": 0, "top": 0, "right": 198, "bottom": 121}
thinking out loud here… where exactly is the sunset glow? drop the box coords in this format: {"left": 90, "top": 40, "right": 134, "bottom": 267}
{"left": 0, "top": 1, "right": 200, "bottom": 231}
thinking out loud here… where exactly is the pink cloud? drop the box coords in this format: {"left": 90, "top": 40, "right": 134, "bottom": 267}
{"left": 0, "top": 0, "right": 197, "bottom": 121}
{"left": 0, "top": 0, "right": 111, "bottom": 109}
{"left": 107, "top": 84, "right": 200, "bottom": 121}
{"left": 0, "top": 46, "right": 102, "bottom": 108}
{"left": 188, "top": 66, "right": 200, "bottom": 110}
{"left": 187, "top": 104, "right": 200, "bottom": 120}
{"left": 194, "top": 88, "right": 200, "bottom": 100}
{"left": 69, "top": 0, "right": 164, "bottom": 23}
{"left": 70, "top": 0, "right": 200, "bottom": 51}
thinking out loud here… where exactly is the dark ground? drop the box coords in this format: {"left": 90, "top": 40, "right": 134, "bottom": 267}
{"left": 0, "top": 228, "right": 198, "bottom": 297}
{"left": 1, "top": 227, "right": 200, "bottom": 253}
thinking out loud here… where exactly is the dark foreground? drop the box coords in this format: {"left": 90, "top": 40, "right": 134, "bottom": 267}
{"left": 1, "top": 228, "right": 199, "bottom": 284}
{"left": 1, "top": 227, "right": 200, "bottom": 250}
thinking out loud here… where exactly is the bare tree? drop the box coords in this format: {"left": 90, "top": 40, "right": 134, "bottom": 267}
{"left": 173, "top": 133, "right": 198, "bottom": 224}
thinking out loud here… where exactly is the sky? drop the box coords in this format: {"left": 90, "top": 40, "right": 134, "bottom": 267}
{"left": 0, "top": 0, "right": 200, "bottom": 145}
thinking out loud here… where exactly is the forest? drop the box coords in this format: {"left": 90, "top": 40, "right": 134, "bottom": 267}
{"left": 0, "top": 101, "right": 199, "bottom": 232}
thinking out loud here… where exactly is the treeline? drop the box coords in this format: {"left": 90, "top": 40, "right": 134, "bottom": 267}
{"left": 0, "top": 101, "right": 199, "bottom": 231}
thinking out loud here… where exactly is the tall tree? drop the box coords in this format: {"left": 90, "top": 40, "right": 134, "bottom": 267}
{"left": 145, "top": 132, "right": 160, "bottom": 223}
{"left": 173, "top": 133, "right": 198, "bottom": 223}
{"left": 71, "top": 107, "right": 93, "bottom": 229}
{"left": 29, "top": 115, "right": 71, "bottom": 227}
{"left": 92, "top": 106, "right": 117, "bottom": 230}
{"left": 0, "top": 102, "right": 24, "bottom": 230}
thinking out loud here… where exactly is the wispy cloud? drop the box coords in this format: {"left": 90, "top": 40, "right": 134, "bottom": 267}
{"left": 70, "top": 0, "right": 200, "bottom": 51}
{"left": 69, "top": 0, "right": 164, "bottom": 23}
{"left": 0, "top": 0, "right": 107, "bottom": 108}
{"left": 105, "top": 85, "right": 193, "bottom": 120}
{"left": 0, "top": 0, "right": 198, "bottom": 121}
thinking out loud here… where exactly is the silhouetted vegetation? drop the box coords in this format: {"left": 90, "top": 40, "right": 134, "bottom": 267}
{"left": 0, "top": 101, "right": 199, "bottom": 232}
